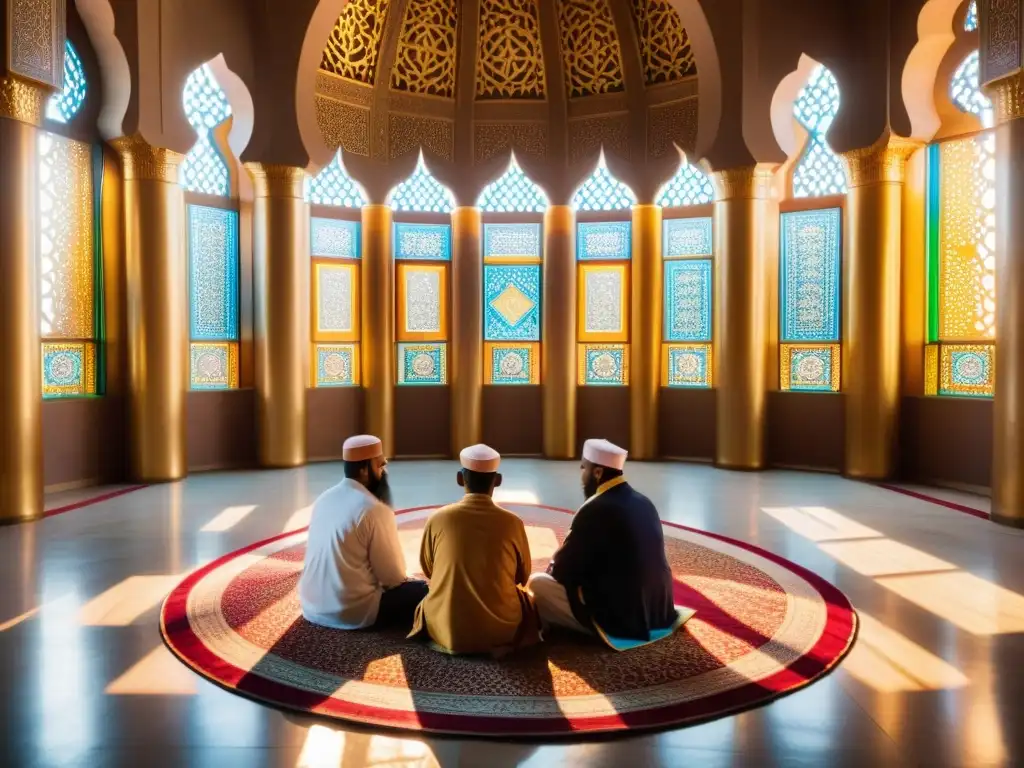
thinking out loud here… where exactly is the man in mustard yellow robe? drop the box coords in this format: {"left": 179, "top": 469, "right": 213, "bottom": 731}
{"left": 409, "top": 444, "right": 540, "bottom": 655}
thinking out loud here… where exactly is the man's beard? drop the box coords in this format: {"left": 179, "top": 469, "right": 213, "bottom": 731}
{"left": 583, "top": 474, "right": 599, "bottom": 500}
{"left": 369, "top": 470, "right": 392, "bottom": 505}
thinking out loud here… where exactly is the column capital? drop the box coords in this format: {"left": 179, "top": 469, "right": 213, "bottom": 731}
{"left": 244, "top": 163, "right": 306, "bottom": 199}
{"left": 0, "top": 74, "right": 49, "bottom": 126}
{"left": 710, "top": 164, "right": 778, "bottom": 201}
{"left": 110, "top": 135, "right": 185, "bottom": 183}
{"left": 841, "top": 135, "right": 922, "bottom": 188}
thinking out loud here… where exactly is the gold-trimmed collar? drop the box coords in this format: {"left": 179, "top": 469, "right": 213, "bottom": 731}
{"left": 580, "top": 476, "right": 627, "bottom": 510}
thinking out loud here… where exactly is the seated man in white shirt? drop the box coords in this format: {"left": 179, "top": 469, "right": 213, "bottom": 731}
{"left": 299, "top": 435, "right": 427, "bottom": 631}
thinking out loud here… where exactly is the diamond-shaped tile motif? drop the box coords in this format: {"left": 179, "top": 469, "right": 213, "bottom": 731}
{"left": 490, "top": 284, "right": 535, "bottom": 327}
{"left": 484, "top": 264, "right": 540, "bottom": 341}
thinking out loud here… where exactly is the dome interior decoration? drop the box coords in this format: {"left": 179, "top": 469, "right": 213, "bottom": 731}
{"left": 46, "top": 41, "right": 88, "bottom": 124}
{"left": 478, "top": 155, "right": 549, "bottom": 212}
{"left": 320, "top": 0, "right": 391, "bottom": 84}
{"left": 308, "top": 152, "right": 370, "bottom": 208}
{"left": 475, "top": 0, "right": 546, "bottom": 100}
{"left": 390, "top": 0, "right": 459, "bottom": 98}
{"left": 388, "top": 153, "right": 456, "bottom": 212}
{"left": 572, "top": 154, "right": 637, "bottom": 211}
{"left": 629, "top": 0, "right": 697, "bottom": 86}
{"left": 558, "top": 0, "right": 626, "bottom": 98}
{"left": 180, "top": 64, "right": 233, "bottom": 197}
{"left": 656, "top": 158, "right": 714, "bottom": 207}
{"left": 792, "top": 64, "right": 848, "bottom": 198}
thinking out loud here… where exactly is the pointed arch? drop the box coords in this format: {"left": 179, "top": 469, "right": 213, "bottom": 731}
{"left": 571, "top": 152, "right": 638, "bottom": 212}
{"left": 387, "top": 153, "right": 456, "bottom": 213}
{"left": 180, "top": 63, "right": 233, "bottom": 196}
{"left": 477, "top": 154, "right": 549, "bottom": 213}
{"left": 655, "top": 151, "right": 714, "bottom": 207}
{"left": 308, "top": 151, "right": 370, "bottom": 207}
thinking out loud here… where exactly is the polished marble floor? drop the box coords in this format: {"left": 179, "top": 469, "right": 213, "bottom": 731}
{"left": 2, "top": 459, "right": 1023, "bottom": 768}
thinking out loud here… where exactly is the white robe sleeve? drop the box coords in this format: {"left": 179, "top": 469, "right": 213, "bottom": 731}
{"left": 366, "top": 503, "right": 407, "bottom": 589}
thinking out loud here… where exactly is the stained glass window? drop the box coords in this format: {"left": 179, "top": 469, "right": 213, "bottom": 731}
{"left": 393, "top": 218, "right": 450, "bottom": 385}
{"left": 964, "top": 0, "right": 978, "bottom": 32}
{"left": 779, "top": 208, "right": 842, "bottom": 392}
{"left": 792, "top": 65, "right": 848, "bottom": 198}
{"left": 478, "top": 155, "right": 549, "bottom": 212}
{"left": 572, "top": 155, "right": 638, "bottom": 211}
{"left": 39, "top": 132, "right": 99, "bottom": 397}
{"left": 308, "top": 152, "right": 369, "bottom": 207}
{"left": 662, "top": 217, "right": 713, "bottom": 388}
{"left": 46, "top": 41, "right": 87, "bottom": 123}
{"left": 656, "top": 159, "right": 714, "bottom": 207}
{"left": 950, "top": 51, "right": 994, "bottom": 128}
{"left": 483, "top": 223, "right": 542, "bottom": 384}
{"left": 311, "top": 217, "right": 361, "bottom": 387}
{"left": 180, "top": 64, "right": 232, "bottom": 197}
{"left": 577, "top": 218, "right": 630, "bottom": 385}
{"left": 188, "top": 205, "right": 240, "bottom": 389}
{"left": 387, "top": 154, "right": 455, "bottom": 213}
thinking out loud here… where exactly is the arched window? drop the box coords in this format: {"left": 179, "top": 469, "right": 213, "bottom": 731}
{"left": 574, "top": 155, "right": 636, "bottom": 386}
{"left": 388, "top": 154, "right": 454, "bottom": 385}
{"left": 180, "top": 64, "right": 232, "bottom": 197}
{"left": 924, "top": 13, "right": 996, "bottom": 397}
{"left": 477, "top": 155, "right": 549, "bottom": 212}
{"left": 387, "top": 153, "right": 456, "bottom": 213}
{"left": 658, "top": 157, "right": 715, "bottom": 388}
{"left": 308, "top": 151, "right": 369, "bottom": 208}
{"left": 46, "top": 41, "right": 87, "bottom": 124}
{"left": 791, "top": 65, "right": 848, "bottom": 198}
{"left": 309, "top": 153, "right": 365, "bottom": 387}
{"left": 40, "top": 43, "right": 100, "bottom": 397}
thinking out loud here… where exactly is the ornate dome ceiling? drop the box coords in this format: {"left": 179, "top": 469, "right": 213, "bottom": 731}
{"left": 313, "top": 0, "right": 698, "bottom": 182}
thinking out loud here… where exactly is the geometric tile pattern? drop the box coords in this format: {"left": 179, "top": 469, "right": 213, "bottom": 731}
{"left": 484, "top": 264, "right": 541, "bottom": 341}
{"left": 577, "top": 221, "right": 631, "bottom": 261}
{"left": 578, "top": 343, "right": 629, "bottom": 386}
{"left": 780, "top": 208, "right": 841, "bottom": 342}
{"left": 792, "top": 65, "right": 848, "bottom": 198}
{"left": 656, "top": 160, "right": 714, "bottom": 207}
{"left": 41, "top": 341, "right": 97, "bottom": 396}
{"left": 477, "top": 156, "right": 549, "bottom": 212}
{"left": 780, "top": 343, "right": 840, "bottom": 392}
{"left": 190, "top": 342, "right": 240, "bottom": 390}
{"left": 939, "top": 343, "right": 994, "bottom": 397}
{"left": 663, "top": 217, "right": 712, "bottom": 258}
{"left": 308, "top": 152, "right": 369, "bottom": 207}
{"left": 485, "top": 342, "right": 539, "bottom": 385}
{"left": 397, "top": 342, "right": 447, "bottom": 385}
{"left": 578, "top": 263, "right": 628, "bottom": 341}
{"left": 387, "top": 155, "right": 456, "bottom": 213}
{"left": 397, "top": 263, "right": 446, "bottom": 340}
{"left": 314, "top": 262, "right": 358, "bottom": 339}
{"left": 664, "top": 259, "right": 712, "bottom": 342}
{"left": 394, "top": 223, "right": 452, "bottom": 260}
{"left": 483, "top": 223, "right": 542, "bottom": 261}
{"left": 188, "top": 205, "right": 239, "bottom": 342}
{"left": 311, "top": 218, "right": 361, "bottom": 259}
{"left": 179, "top": 64, "right": 233, "bottom": 197}
{"left": 662, "top": 343, "right": 711, "bottom": 388}
{"left": 315, "top": 343, "right": 359, "bottom": 387}
{"left": 45, "top": 41, "right": 88, "bottom": 124}
{"left": 572, "top": 157, "right": 637, "bottom": 211}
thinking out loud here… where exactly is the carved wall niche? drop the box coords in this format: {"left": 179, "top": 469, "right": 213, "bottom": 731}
{"left": 315, "top": 96, "right": 371, "bottom": 156}
{"left": 568, "top": 114, "right": 630, "bottom": 162}
{"left": 647, "top": 98, "right": 698, "bottom": 159}
{"left": 388, "top": 112, "right": 455, "bottom": 160}
{"left": 473, "top": 122, "right": 548, "bottom": 164}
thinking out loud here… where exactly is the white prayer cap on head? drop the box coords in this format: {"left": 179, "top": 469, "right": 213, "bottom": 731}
{"left": 342, "top": 435, "right": 383, "bottom": 462}
{"left": 583, "top": 438, "right": 628, "bottom": 470}
{"left": 459, "top": 444, "right": 501, "bottom": 473}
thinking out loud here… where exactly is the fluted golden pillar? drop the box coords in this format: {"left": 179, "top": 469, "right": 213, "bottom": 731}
{"left": 990, "top": 73, "right": 1024, "bottom": 527}
{"left": 451, "top": 207, "right": 483, "bottom": 454}
{"left": 112, "top": 136, "right": 188, "bottom": 482}
{"left": 542, "top": 205, "right": 576, "bottom": 458}
{"left": 0, "top": 77, "right": 47, "bottom": 522}
{"left": 712, "top": 166, "right": 777, "bottom": 470}
{"left": 842, "top": 137, "right": 918, "bottom": 480}
{"left": 361, "top": 205, "right": 394, "bottom": 456}
{"left": 630, "top": 204, "right": 663, "bottom": 459}
{"left": 246, "top": 165, "right": 308, "bottom": 468}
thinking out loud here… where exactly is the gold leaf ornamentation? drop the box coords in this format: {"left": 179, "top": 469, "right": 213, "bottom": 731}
{"left": 320, "top": 0, "right": 391, "bottom": 85}
{"left": 390, "top": 0, "right": 459, "bottom": 98}
{"left": 476, "top": 0, "right": 546, "bottom": 99}
{"left": 557, "top": 0, "right": 626, "bottom": 98}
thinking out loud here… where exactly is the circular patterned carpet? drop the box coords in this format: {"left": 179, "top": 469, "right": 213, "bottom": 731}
{"left": 161, "top": 504, "right": 857, "bottom": 737}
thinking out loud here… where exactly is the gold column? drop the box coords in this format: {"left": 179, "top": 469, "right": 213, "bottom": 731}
{"left": 842, "top": 136, "right": 918, "bottom": 480}
{"left": 112, "top": 136, "right": 188, "bottom": 482}
{"left": 542, "top": 205, "right": 576, "bottom": 458}
{"left": 246, "top": 164, "right": 308, "bottom": 468}
{"left": 712, "top": 166, "right": 778, "bottom": 470}
{"left": 990, "top": 74, "right": 1024, "bottom": 527}
{"left": 361, "top": 204, "right": 394, "bottom": 456}
{"left": 450, "top": 206, "right": 482, "bottom": 454}
{"left": 0, "top": 77, "right": 46, "bottom": 522}
{"left": 630, "top": 204, "right": 662, "bottom": 459}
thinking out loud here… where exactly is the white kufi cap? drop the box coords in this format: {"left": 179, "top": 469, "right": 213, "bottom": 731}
{"left": 582, "top": 438, "right": 628, "bottom": 470}
{"left": 343, "top": 434, "right": 383, "bottom": 462}
{"left": 459, "top": 444, "right": 501, "bottom": 473}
